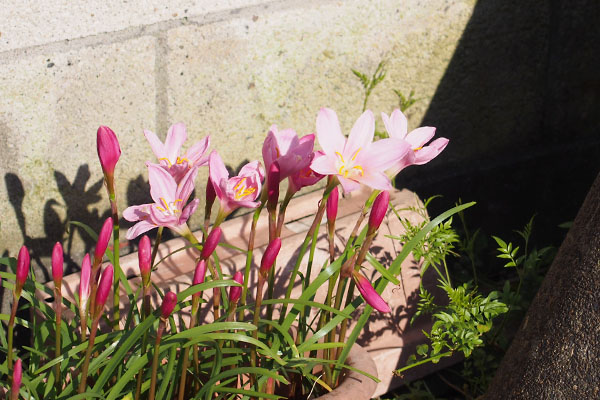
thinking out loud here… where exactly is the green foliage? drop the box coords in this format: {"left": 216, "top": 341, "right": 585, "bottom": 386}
{"left": 393, "top": 89, "right": 418, "bottom": 112}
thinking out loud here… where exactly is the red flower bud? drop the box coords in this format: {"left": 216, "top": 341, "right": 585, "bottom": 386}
{"left": 94, "top": 265, "right": 113, "bottom": 317}
{"left": 326, "top": 186, "right": 339, "bottom": 225}
{"left": 205, "top": 179, "right": 216, "bottom": 211}
{"left": 229, "top": 271, "right": 243, "bottom": 303}
{"left": 97, "top": 125, "right": 121, "bottom": 177}
{"left": 201, "top": 227, "right": 222, "bottom": 260}
{"left": 52, "top": 242, "right": 63, "bottom": 287}
{"left": 192, "top": 260, "right": 207, "bottom": 299}
{"left": 12, "top": 358, "right": 22, "bottom": 396}
{"left": 138, "top": 235, "right": 152, "bottom": 287}
{"left": 94, "top": 217, "right": 113, "bottom": 265}
{"left": 260, "top": 238, "right": 281, "bottom": 276}
{"left": 267, "top": 162, "right": 280, "bottom": 212}
{"left": 15, "top": 246, "right": 30, "bottom": 295}
{"left": 353, "top": 270, "right": 391, "bottom": 313}
{"left": 368, "top": 191, "right": 390, "bottom": 232}
{"left": 161, "top": 291, "right": 177, "bottom": 319}
{"left": 79, "top": 254, "right": 92, "bottom": 311}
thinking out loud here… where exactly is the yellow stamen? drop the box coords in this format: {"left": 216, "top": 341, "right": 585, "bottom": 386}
{"left": 351, "top": 148, "right": 361, "bottom": 161}
{"left": 352, "top": 165, "right": 364, "bottom": 176}
{"left": 176, "top": 157, "right": 189, "bottom": 164}
{"left": 159, "top": 158, "right": 173, "bottom": 167}
{"left": 335, "top": 151, "right": 345, "bottom": 164}
{"left": 233, "top": 178, "right": 246, "bottom": 192}
{"left": 414, "top": 146, "right": 423, "bottom": 151}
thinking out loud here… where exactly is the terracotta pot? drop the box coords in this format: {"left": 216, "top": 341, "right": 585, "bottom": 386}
{"left": 312, "top": 344, "right": 378, "bottom": 400}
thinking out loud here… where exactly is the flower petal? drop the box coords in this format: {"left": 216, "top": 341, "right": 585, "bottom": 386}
{"left": 316, "top": 108, "right": 345, "bottom": 155}
{"left": 357, "top": 171, "right": 393, "bottom": 191}
{"left": 382, "top": 109, "right": 408, "bottom": 139}
{"left": 414, "top": 138, "right": 449, "bottom": 165}
{"left": 179, "top": 198, "right": 199, "bottom": 224}
{"left": 338, "top": 176, "right": 361, "bottom": 194}
{"left": 185, "top": 136, "right": 211, "bottom": 166}
{"left": 345, "top": 110, "right": 374, "bottom": 158}
{"left": 123, "top": 204, "right": 152, "bottom": 222}
{"left": 144, "top": 129, "right": 166, "bottom": 160}
{"left": 310, "top": 152, "right": 338, "bottom": 176}
{"left": 209, "top": 151, "right": 229, "bottom": 200}
{"left": 405, "top": 127, "right": 436, "bottom": 149}
{"left": 148, "top": 163, "right": 177, "bottom": 205}
{"left": 353, "top": 271, "right": 391, "bottom": 313}
{"left": 360, "top": 137, "right": 411, "bottom": 171}
{"left": 164, "top": 123, "right": 188, "bottom": 162}
{"left": 126, "top": 220, "right": 156, "bottom": 240}
{"left": 176, "top": 165, "right": 199, "bottom": 204}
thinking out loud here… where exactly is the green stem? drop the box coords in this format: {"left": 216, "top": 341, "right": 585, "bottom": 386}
{"left": 78, "top": 313, "right": 101, "bottom": 394}
{"left": 149, "top": 322, "right": 165, "bottom": 400}
{"left": 55, "top": 290, "right": 63, "bottom": 394}
{"left": 135, "top": 285, "right": 152, "bottom": 400}
{"left": 7, "top": 294, "right": 19, "bottom": 371}
{"left": 239, "top": 206, "right": 262, "bottom": 321}
{"left": 265, "top": 209, "right": 278, "bottom": 322}
{"left": 298, "top": 223, "right": 320, "bottom": 345}
{"left": 177, "top": 311, "right": 197, "bottom": 400}
{"left": 335, "top": 279, "right": 355, "bottom": 363}
{"left": 393, "top": 351, "right": 453, "bottom": 376}
{"left": 251, "top": 277, "right": 266, "bottom": 390}
{"left": 150, "top": 227, "right": 164, "bottom": 271}
{"left": 276, "top": 188, "right": 294, "bottom": 237}
{"left": 110, "top": 194, "right": 121, "bottom": 331}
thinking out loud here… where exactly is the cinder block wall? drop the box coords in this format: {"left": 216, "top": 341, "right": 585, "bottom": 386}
{"left": 0, "top": 0, "right": 475, "bottom": 277}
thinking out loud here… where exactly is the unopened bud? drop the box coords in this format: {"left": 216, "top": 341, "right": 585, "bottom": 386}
{"left": 192, "top": 260, "right": 207, "bottom": 301}
{"left": 138, "top": 235, "right": 152, "bottom": 287}
{"left": 368, "top": 191, "right": 390, "bottom": 233}
{"left": 229, "top": 271, "right": 243, "bottom": 303}
{"left": 79, "top": 254, "right": 92, "bottom": 312}
{"left": 161, "top": 291, "right": 177, "bottom": 320}
{"left": 267, "top": 162, "right": 280, "bottom": 212}
{"left": 201, "top": 227, "right": 222, "bottom": 260}
{"left": 260, "top": 238, "right": 281, "bottom": 277}
{"left": 327, "top": 186, "right": 339, "bottom": 229}
{"left": 52, "top": 242, "right": 64, "bottom": 289}
{"left": 12, "top": 358, "right": 22, "bottom": 396}
{"left": 94, "top": 217, "right": 113, "bottom": 265}
{"left": 353, "top": 270, "right": 391, "bottom": 313}
{"left": 97, "top": 125, "right": 121, "bottom": 178}
{"left": 94, "top": 265, "right": 113, "bottom": 317}
{"left": 15, "top": 246, "right": 30, "bottom": 296}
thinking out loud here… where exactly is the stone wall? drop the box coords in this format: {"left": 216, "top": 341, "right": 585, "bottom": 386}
{"left": 0, "top": 0, "right": 475, "bottom": 277}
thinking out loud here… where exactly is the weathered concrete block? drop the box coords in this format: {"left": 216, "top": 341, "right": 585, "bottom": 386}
{"left": 0, "top": 36, "right": 157, "bottom": 277}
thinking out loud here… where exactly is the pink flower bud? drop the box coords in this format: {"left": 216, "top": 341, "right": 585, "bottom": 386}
{"left": 12, "top": 358, "right": 22, "bottom": 396}
{"left": 229, "top": 271, "right": 243, "bottom": 303}
{"left": 192, "top": 260, "right": 207, "bottom": 300}
{"left": 94, "top": 265, "right": 113, "bottom": 316}
{"left": 353, "top": 270, "right": 391, "bottom": 313}
{"left": 326, "top": 186, "right": 339, "bottom": 225}
{"left": 94, "top": 217, "right": 113, "bottom": 265}
{"left": 161, "top": 291, "right": 177, "bottom": 319}
{"left": 15, "top": 246, "right": 30, "bottom": 294}
{"left": 201, "top": 227, "right": 222, "bottom": 260}
{"left": 205, "top": 179, "right": 216, "bottom": 211}
{"left": 267, "top": 162, "right": 280, "bottom": 212}
{"left": 52, "top": 242, "right": 64, "bottom": 287}
{"left": 79, "top": 254, "right": 91, "bottom": 310}
{"left": 97, "top": 125, "right": 121, "bottom": 177}
{"left": 368, "top": 191, "right": 390, "bottom": 232}
{"left": 260, "top": 238, "right": 281, "bottom": 276}
{"left": 138, "top": 235, "right": 152, "bottom": 286}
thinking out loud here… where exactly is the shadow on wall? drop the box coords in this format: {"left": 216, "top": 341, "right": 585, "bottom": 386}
{"left": 398, "top": 0, "right": 600, "bottom": 245}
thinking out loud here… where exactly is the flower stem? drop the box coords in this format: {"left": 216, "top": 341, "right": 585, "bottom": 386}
{"left": 54, "top": 289, "right": 63, "bottom": 394}
{"left": 109, "top": 195, "right": 121, "bottom": 331}
{"left": 7, "top": 294, "right": 19, "bottom": 371}
{"left": 177, "top": 310, "right": 197, "bottom": 400}
{"left": 149, "top": 322, "right": 166, "bottom": 400}
{"left": 134, "top": 285, "right": 152, "bottom": 400}
{"left": 78, "top": 313, "right": 101, "bottom": 394}
{"left": 150, "top": 227, "right": 164, "bottom": 270}
{"left": 239, "top": 206, "right": 263, "bottom": 321}
{"left": 251, "top": 277, "right": 266, "bottom": 390}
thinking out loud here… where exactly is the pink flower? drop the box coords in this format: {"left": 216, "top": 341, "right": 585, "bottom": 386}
{"left": 138, "top": 235, "right": 152, "bottom": 286}
{"left": 160, "top": 291, "right": 178, "bottom": 319}
{"left": 15, "top": 246, "right": 30, "bottom": 296}
{"left": 201, "top": 227, "right": 222, "bottom": 260}
{"left": 229, "top": 271, "right": 243, "bottom": 303}
{"left": 368, "top": 190, "right": 390, "bottom": 232}
{"left": 144, "top": 123, "right": 210, "bottom": 183}
{"left": 94, "top": 217, "right": 113, "bottom": 265}
{"left": 260, "top": 238, "right": 281, "bottom": 277}
{"left": 208, "top": 151, "right": 264, "bottom": 216}
{"left": 97, "top": 126, "right": 121, "bottom": 178}
{"left": 79, "top": 254, "right": 92, "bottom": 312}
{"left": 52, "top": 242, "right": 63, "bottom": 288}
{"left": 123, "top": 163, "right": 200, "bottom": 240}
{"left": 381, "top": 109, "right": 448, "bottom": 175}
{"left": 353, "top": 270, "right": 391, "bottom": 313}
{"left": 311, "top": 108, "right": 410, "bottom": 193}
{"left": 289, "top": 153, "right": 325, "bottom": 194}
{"left": 12, "top": 358, "right": 22, "bottom": 397}
{"left": 94, "top": 265, "right": 114, "bottom": 317}
{"left": 262, "top": 126, "right": 315, "bottom": 182}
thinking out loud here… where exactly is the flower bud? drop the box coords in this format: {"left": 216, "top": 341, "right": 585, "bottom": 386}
{"left": 15, "top": 246, "right": 30, "bottom": 296}
{"left": 94, "top": 265, "right": 113, "bottom": 317}
{"left": 97, "top": 125, "right": 121, "bottom": 177}
{"left": 201, "top": 227, "right": 222, "bottom": 260}
{"left": 138, "top": 235, "right": 152, "bottom": 287}
{"left": 260, "top": 238, "right": 281, "bottom": 277}
{"left": 12, "top": 358, "right": 22, "bottom": 397}
{"left": 52, "top": 242, "right": 64, "bottom": 288}
{"left": 205, "top": 179, "right": 216, "bottom": 212}
{"left": 79, "top": 254, "right": 91, "bottom": 311}
{"left": 192, "top": 260, "right": 207, "bottom": 299}
{"left": 353, "top": 270, "right": 391, "bottom": 313}
{"left": 229, "top": 271, "right": 243, "bottom": 303}
{"left": 94, "top": 217, "right": 113, "bottom": 265}
{"left": 267, "top": 162, "right": 280, "bottom": 212}
{"left": 161, "top": 291, "right": 177, "bottom": 320}
{"left": 326, "top": 186, "right": 339, "bottom": 226}
{"left": 368, "top": 191, "right": 390, "bottom": 233}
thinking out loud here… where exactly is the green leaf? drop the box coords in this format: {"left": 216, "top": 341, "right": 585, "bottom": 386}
{"left": 365, "top": 253, "right": 400, "bottom": 285}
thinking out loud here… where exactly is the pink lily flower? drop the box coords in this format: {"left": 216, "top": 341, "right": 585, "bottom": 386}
{"left": 381, "top": 109, "right": 449, "bottom": 175}
{"left": 208, "top": 151, "right": 264, "bottom": 216}
{"left": 262, "top": 126, "right": 315, "bottom": 182}
{"left": 123, "top": 163, "right": 200, "bottom": 240}
{"left": 353, "top": 270, "right": 391, "bottom": 313}
{"left": 311, "top": 108, "right": 411, "bottom": 193}
{"left": 144, "top": 123, "right": 210, "bottom": 183}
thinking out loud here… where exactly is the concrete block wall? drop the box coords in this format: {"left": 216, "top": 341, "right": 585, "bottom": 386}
{"left": 0, "top": 0, "right": 475, "bottom": 276}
